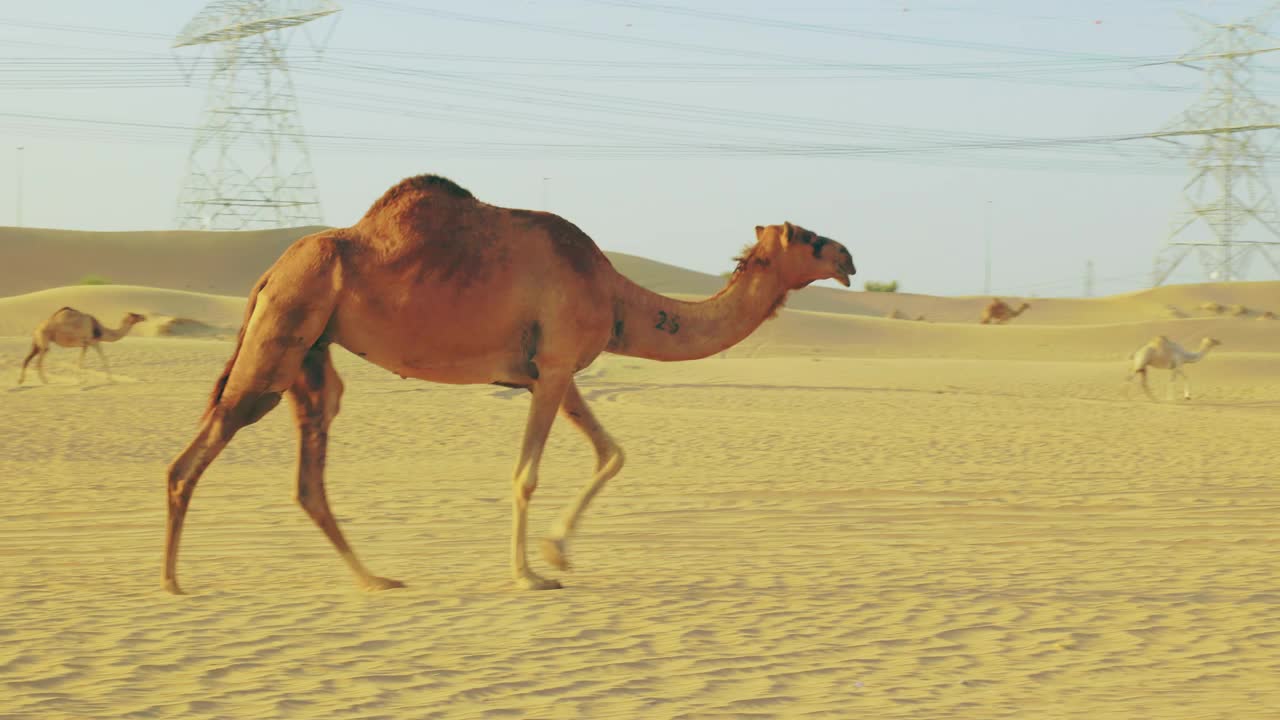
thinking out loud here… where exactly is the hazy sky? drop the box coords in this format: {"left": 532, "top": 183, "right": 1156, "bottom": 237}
{"left": 2, "top": 0, "right": 1279, "bottom": 296}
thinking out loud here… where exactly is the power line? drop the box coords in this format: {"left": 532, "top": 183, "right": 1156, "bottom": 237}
{"left": 587, "top": 0, "right": 1171, "bottom": 61}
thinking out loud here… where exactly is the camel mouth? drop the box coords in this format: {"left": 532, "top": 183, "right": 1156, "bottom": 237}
{"left": 832, "top": 261, "right": 854, "bottom": 287}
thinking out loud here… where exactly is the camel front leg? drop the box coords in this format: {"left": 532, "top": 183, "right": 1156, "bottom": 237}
{"left": 93, "top": 344, "right": 114, "bottom": 383}
{"left": 17, "top": 343, "right": 39, "bottom": 385}
{"left": 164, "top": 388, "right": 287, "bottom": 593}
{"left": 78, "top": 346, "right": 88, "bottom": 383}
{"left": 542, "top": 380, "right": 625, "bottom": 572}
{"left": 511, "top": 370, "right": 572, "bottom": 590}
{"left": 287, "top": 345, "right": 402, "bottom": 591}
{"left": 1176, "top": 368, "right": 1192, "bottom": 400}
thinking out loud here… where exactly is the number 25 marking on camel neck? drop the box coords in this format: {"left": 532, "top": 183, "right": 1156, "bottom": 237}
{"left": 654, "top": 311, "right": 680, "bottom": 334}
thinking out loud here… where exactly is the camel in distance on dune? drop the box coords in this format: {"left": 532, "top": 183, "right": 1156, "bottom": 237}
{"left": 980, "top": 298, "right": 1030, "bottom": 324}
{"left": 162, "top": 173, "right": 857, "bottom": 595}
{"left": 18, "top": 307, "right": 146, "bottom": 385}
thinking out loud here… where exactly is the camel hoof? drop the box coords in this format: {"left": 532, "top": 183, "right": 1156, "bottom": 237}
{"left": 515, "top": 573, "right": 563, "bottom": 591}
{"left": 162, "top": 579, "right": 186, "bottom": 595}
{"left": 362, "top": 576, "right": 406, "bottom": 591}
{"left": 541, "top": 537, "right": 572, "bottom": 571}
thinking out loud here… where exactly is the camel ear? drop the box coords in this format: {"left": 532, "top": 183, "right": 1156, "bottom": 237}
{"left": 755, "top": 225, "right": 765, "bottom": 241}
{"left": 780, "top": 221, "right": 795, "bottom": 249}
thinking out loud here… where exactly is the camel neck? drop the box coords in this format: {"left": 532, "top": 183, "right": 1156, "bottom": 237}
{"left": 1188, "top": 343, "right": 1215, "bottom": 361}
{"left": 100, "top": 322, "right": 135, "bottom": 343}
{"left": 607, "top": 268, "right": 788, "bottom": 361}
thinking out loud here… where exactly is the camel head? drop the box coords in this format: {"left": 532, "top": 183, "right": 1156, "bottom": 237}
{"left": 1200, "top": 337, "right": 1222, "bottom": 351}
{"left": 123, "top": 312, "right": 147, "bottom": 326}
{"left": 749, "top": 222, "right": 856, "bottom": 289}
{"left": 1018, "top": 302, "right": 1031, "bottom": 312}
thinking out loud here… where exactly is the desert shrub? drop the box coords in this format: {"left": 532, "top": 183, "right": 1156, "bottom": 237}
{"left": 864, "top": 280, "right": 899, "bottom": 293}
{"left": 78, "top": 274, "right": 111, "bottom": 286}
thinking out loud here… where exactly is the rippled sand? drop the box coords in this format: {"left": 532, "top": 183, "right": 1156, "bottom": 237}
{"left": 3, "top": 324, "right": 1278, "bottom": 718}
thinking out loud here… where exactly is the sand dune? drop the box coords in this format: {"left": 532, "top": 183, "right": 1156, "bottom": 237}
{"left": 2, "top": 226, "right": 1278, "bottom": 719}
{"left": 0, "top": 285, "right": 244, "bottom": 339}
{"left": 0, "top": 225, "right": 325, "bottom": 296}
{"left": 6, "top": 284, "right": 1277, "bottom": 367}
{"left": 6, "top": 224, "right": 1277, "bottom": 324}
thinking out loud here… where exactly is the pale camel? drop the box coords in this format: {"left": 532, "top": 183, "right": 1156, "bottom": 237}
{"left": 162, "top": 174, "right": 856, "bottom": 595}
{"left": 18, "top": 307, "right": 146, "bottom": 385}
{"left": 980, "top": 298, "right": 1030, "bottom": 324}
{"left": 1127, "top": 335, "right": 1221, "bottom": 401}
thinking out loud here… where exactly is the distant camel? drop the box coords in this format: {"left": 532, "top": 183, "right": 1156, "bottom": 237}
{"left": 1128, "top": 335, "right": 1221, "bottom": 401}
{"left": 980, "top": 298, "right": 1030, "bottom": 324}
{"left": 18, "top": 307, "right": 146, "bottom": 385}
{"left": 160, "top": 173, "right": 857, "bottom": 595}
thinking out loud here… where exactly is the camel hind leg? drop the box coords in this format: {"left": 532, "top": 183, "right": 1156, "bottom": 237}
{"left": 287, "top": 342, "right": 402, "bottom": 591}
{"left": 1131, "top": 367, "right": 1155, "bottom": 401}
{"left": 541, "top": 380, "right": 625, "bottom": 572}
{"left": 511, "top": 369, "right": 574, "bottom": 590}
{"left": 163, "top": 239, "right": 343, "bottom": 594}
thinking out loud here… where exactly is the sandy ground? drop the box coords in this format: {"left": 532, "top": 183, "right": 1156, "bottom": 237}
{"left": 1, "top": 254, "right": 1279, "bottom": 717}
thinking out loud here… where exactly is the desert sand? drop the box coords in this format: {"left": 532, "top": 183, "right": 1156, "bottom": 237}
{"left": 2, "top": 227, "right": 1278, "bottom": 719}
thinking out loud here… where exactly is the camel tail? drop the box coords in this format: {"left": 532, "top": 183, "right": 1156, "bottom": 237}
{"left": 202, "top": 277, "right": 267, "bottom": 422}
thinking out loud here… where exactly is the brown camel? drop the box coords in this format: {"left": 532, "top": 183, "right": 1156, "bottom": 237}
{"left": 162, "top": 173, "right": 856, "bottom": 594}
{"left": 980, "top": 297, "right": 1030, "bottom": 324}
{"left": 18, "top": 307, "right": 146, "bottom": 385}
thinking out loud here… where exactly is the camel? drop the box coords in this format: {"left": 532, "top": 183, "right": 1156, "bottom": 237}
{"left": 980, "top": 297, "right": 1030, "bottom": 324}
{"left": 1127, "top": 335, "right": 1221, "bottom": 401}
{"left": 18, "top": 307, "right": 146, "bottom": 385}
{"left": 162, "top": 173, "right": 856, "bottom": 595}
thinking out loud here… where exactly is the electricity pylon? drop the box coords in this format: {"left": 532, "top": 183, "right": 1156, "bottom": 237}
{"left": 1150, "top": 7, "right": 1280, "bottom": 285}
{"left": 172, "top": 1, "right": 340, "bottom": 231}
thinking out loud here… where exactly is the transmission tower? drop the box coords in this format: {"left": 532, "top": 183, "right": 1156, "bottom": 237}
{"left": 1150, "top": 7, "right": 1280, "bottom": 286}
{"left": 172, "top": 1, "right": 340, "bottom": 231}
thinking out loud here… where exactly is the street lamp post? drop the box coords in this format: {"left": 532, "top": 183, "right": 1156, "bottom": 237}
{"left": 16, "top": 146, "right": 24, "bottom": 227}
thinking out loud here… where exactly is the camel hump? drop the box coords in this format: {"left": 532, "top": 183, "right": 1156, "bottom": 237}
{"left": 361, "top": 173, "right": 475, "bottom": 218}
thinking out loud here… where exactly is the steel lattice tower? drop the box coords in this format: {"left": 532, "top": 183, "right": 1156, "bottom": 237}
{"left": 172, "top": 1, "right": 340, "bottom": 231}
{"left": 1150, "top": 8, "right": 1280, "bottom": 286}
